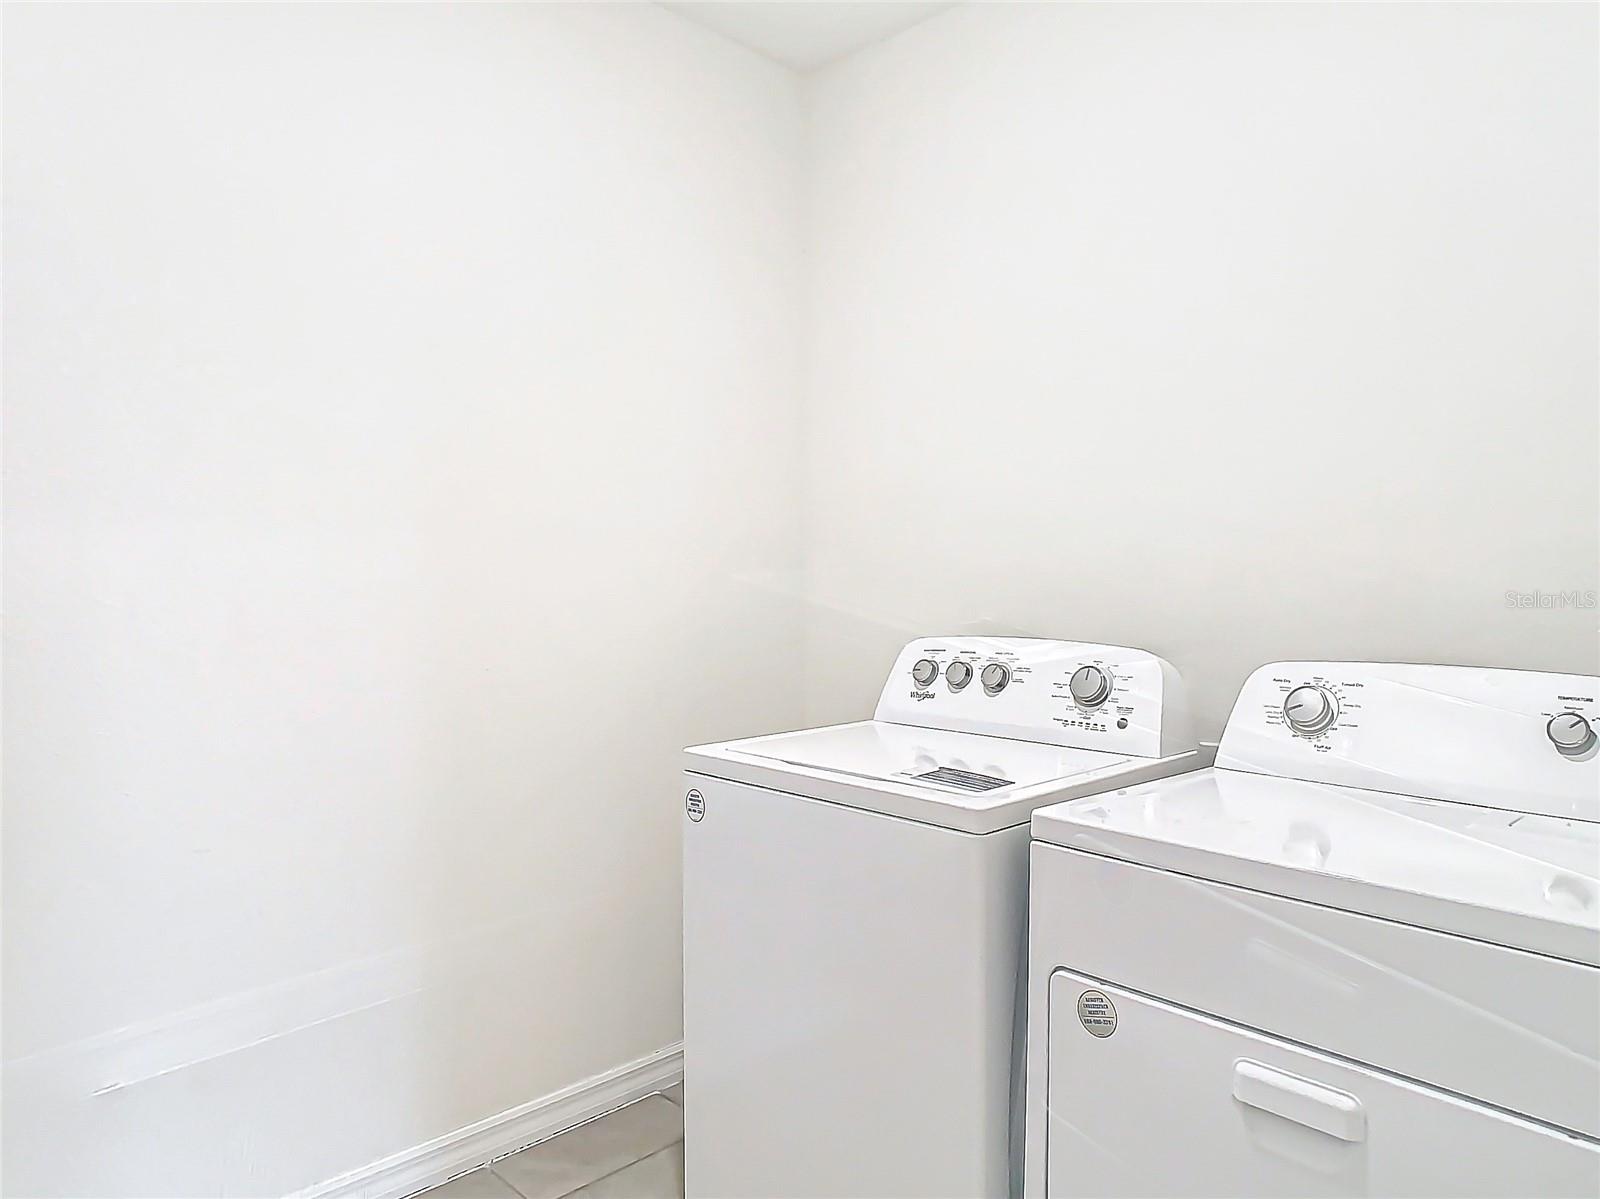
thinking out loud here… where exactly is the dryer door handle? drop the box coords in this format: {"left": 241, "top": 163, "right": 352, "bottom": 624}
{"left": 1232, "top": 1059, "right": 1366, "bottom": 1143}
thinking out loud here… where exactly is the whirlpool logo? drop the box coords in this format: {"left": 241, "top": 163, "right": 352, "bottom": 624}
{"left": 910, "top": 689, "right": 935, "bottom": 701}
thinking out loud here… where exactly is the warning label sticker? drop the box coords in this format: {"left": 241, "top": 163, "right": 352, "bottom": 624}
{"left": 1077, "top": 989, "right": 1118, "bottom": 1038}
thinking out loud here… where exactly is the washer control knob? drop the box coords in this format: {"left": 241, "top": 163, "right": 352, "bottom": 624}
{"left": 911, "top": 658, "right": 939, "bottom": 688}
{"left": 981, "top": 663, "right": 1010, "bottom": 694}
{"left": 1069, "top": 665, "right": 1113, "bottom": 709}
{"left": 1283, "top": 685, "right": 1338, "bottom": 736}
{"left": 1547, "top": 712, "right": 1596, "bottom": 758}
{"left": 945, "top": 660, "right": 974, "bottom": 691}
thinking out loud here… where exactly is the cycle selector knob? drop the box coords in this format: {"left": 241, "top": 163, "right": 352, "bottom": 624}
{"left": 1069, "top": 665, "right": 1113, "bottom": 709}
{"left": 1283, "top": 685, "right": 1338, "bottom": 736}
{"left": 1547, "top": 713, "right": 1596, "bottom": 757}
{"left": 981, "top": 663, "right": 1010, "bottom": 695}
{"left": 911, "top": 658, "right": 939, "bottom": 688}
{"left": 945, "top": 660, "right": 974, "bottom": 691}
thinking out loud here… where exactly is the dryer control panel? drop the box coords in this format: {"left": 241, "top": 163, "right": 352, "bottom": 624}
{"left": 1217, "top": 662, "right": 1599, "bottom": 822}
{"left": 875, "top": 637, "right": 1194, "bottom": 758}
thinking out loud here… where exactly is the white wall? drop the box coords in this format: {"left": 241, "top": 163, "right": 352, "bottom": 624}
{"left": 7, "top": 3, "right": 1599, "bottom": 1195}
{"left": 801, "top": 2, "right": 1599, "bottom": 733}
{"left": 2, "top": 4, "right": 802, "bottom": 1195}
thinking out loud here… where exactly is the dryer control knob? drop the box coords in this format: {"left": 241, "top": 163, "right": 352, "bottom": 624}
{"left": 981, "top": 663, "right": 1010, "bottom": 695}
{"left": 911, "top": 658, "right": 939, "bottom": 688}
{"left": 1069, "top": 665, "right": 1113, "bottom": 709}
{"left": 1547, "top": 713, "right": 1596, "bottom": 757}
{"left": 1283, "top": 685, "right": 1338, "bottom": 736}
{"left": 945, "top": 660, "right": 974, "bottom": 691}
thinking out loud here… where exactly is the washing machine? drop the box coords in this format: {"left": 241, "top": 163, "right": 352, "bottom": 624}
{"left": 1023, "top": 661, "right": 1600, "bottom": 1198}
{"left": 682, "top": 636, "right": 1210, "bottom": 1199}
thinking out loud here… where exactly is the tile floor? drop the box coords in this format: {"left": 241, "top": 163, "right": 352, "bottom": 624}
{"left": 419, "top": 1085, "right": 685, "bottom": 1199}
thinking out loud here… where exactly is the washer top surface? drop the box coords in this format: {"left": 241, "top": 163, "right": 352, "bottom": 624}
{"left": 686, "top": 720, "right": 1211, "bottom": 834}
{"left": 685, "top": 636, "right": 1207, "bottom": 833}
{"left": 717, "top": 719, "right": 1131, "bottom": 791}
{"left": 1032, "top": 765, "right": 1600, "bottom": 965}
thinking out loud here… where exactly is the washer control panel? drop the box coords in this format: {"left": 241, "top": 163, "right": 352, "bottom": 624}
{"left": 876, "top": 637, "right": 1194, "bottom": 758}
{"left": 1069, "top": 665, "right": 1114, "bottom": 709}
{"left": 1217, "top": 662, "right": 1599, "bottom": 822}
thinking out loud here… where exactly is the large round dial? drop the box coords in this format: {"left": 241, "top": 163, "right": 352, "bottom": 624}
{"left": 1283, "top": 684, "right": 1338, "bottom": 736}
{"left": 1547, "top": 712, "right": 1596, "bottom": 757}
{"left": 911, "top": 658, "right": 939, "bottom": 687}
{"left": 981, "top": 662, "right": 1010, "bottom": 695}
{"left": 945, "top": 660, "right": 974, "bottom": 691}
{"left": 1069, "top": 665, "right": 1112, "bottom": 709}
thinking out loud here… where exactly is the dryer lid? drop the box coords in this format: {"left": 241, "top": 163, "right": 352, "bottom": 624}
{"left": 1032, "top": 767, "right": 1600, "bottom": 965}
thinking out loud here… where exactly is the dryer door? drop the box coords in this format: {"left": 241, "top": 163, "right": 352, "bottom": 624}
{"left": 1043, "top": 971, "right": 1599, "bottom": 1198}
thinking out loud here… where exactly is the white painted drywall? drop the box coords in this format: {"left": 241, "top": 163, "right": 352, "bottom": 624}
{"left": 661, "top": 2, "right": 956, "bottom": 71}
{"left": 7, "top": 3, "right": 1600, "bottom": 1195}
{"left": 801, "top": 2, "right": 1599, "bottom": 733}
{"left": 2, "top": 4, "right": 802, "bottom": 1195}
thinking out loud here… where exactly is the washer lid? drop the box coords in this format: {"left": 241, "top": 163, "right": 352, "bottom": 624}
{"left": 1032, "top": 767, "right": 1600, "bottom": 965}
{"left": 685, "top": 720, "right": 1212, "bottom": 834}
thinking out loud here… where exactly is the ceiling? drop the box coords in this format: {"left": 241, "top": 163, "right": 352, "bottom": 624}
{"left": 661, "top": 2, "right": 957, "bottom": 72}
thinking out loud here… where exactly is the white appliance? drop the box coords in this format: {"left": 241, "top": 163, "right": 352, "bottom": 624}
{"left": 1023, "top": 661, "right": 1600, "bottom": 1198}
{"left": 683, "top": 636, "right": 1209, "bottom": 1199}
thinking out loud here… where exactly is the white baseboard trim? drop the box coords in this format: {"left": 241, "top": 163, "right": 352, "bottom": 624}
{"left": 291, "top": 1042, "right": 685, "bottom": 1199}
